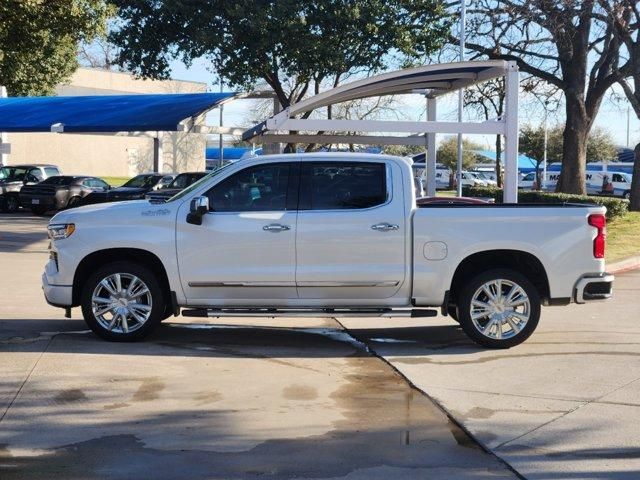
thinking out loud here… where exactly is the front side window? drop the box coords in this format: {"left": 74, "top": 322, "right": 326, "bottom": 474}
{"left": 44, "top": 167, "right": 60, "bottom": 177}
{"left": 300, "top": 162, "right": 387, "bottom": 210}
{"left": 206, "top": 163, "right": 291, "bottom": 212}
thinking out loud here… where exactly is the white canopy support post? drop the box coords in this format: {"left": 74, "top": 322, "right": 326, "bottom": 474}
{"left": 426, "top": 96, "right": 438, "bottom": 197}
{"left": 262, "top": 98, "right": 283, "bottom": 155}
{"left": 0, "top": 86, "right": 7, "bottom": 166}
{"left": 153, "top": 132, "right": 163, "bottom": 173}
{"left": 503, "top": 62, "right": 519, "bottom": 203}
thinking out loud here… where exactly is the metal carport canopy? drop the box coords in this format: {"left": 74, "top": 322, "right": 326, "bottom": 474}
{"left": 0, "top": 92, "right": 236, "bottom": 133}
{"left": 243, "top": 60, "right": 520, "bottom": 203}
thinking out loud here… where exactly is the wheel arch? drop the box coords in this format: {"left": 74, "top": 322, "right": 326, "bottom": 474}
{"left": 448, "top": 249, "right": 550, "bottom": 306}
{"left": 72, "top": 248, "right": 171, "bottom": 306}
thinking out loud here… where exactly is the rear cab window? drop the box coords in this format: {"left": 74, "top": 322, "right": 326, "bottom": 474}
{"left": 299, "top": 161, "right": 388, "bottom": 210}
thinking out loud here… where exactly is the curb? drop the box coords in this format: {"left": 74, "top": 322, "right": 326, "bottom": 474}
{"left": 609, "top": 255, "right": 640, "bottom": 274}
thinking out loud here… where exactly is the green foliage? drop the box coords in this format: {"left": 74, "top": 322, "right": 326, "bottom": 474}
{"left": 519, "top": 124, "right": 618, "bottom": 164}
{"left": 436, "top": 136, "right": 485, "bottom": 170}
{"left": 383, "top": 144, "right": 424, "bottom": 157}
{"left": 110, "top": 1, "right": 451, "bottom": 107}
{"left": 0, "top": 1, "right": 113, "bottom": 96}
{"left": 462, "top": 186, "right": 629, "bottom": 220}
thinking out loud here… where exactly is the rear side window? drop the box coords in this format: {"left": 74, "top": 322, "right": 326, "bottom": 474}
{"left": 299, "top": 162, "right": 388, "bottom": 210}
{"left": 44, "top": 167, "right": 60, "bottom": 177}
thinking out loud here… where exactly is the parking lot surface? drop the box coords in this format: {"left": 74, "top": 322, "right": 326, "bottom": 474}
{"left": 2, "top": 212, "right": 639, "bottom": 479}
{"left": 0, "top": 213, "right": 514, "bottom": 479}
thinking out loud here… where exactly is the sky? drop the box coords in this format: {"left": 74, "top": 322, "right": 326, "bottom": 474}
{"left": 169, "top": 57, "right": 640, "bottom": 152}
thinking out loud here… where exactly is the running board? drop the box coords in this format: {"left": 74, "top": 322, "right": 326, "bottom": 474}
{"left": 181, "top": 308, "right": 438, "bottom": 318}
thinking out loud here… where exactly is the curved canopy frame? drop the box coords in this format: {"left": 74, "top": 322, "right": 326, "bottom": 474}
{"left": 243, "top": 60, "right": 520, "bottom": 202}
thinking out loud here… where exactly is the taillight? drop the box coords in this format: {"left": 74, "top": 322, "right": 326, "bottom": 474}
{"left": 588, "top": 214, "right": 606, "bottom": 259}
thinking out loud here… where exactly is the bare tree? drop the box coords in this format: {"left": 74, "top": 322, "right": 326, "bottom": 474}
{"left": 462, "top": 0, "right": 630, "bottom": 194}
{"left": 606, "top": 0, "right": 640, "bottom": 210}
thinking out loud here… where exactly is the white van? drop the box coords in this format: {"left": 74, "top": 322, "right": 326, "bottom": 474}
{"left": 519, "top": 170, "right": 632, "bottom": 198}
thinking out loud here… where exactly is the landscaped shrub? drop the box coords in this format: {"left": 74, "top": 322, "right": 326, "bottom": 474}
{"left": 461, "top": 186, "right": 629, "bottom": 220}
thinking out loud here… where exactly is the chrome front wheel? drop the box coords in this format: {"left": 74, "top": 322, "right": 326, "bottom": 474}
{"left": 458, "top": 269, "right": 540, "bottom": 348}
{"left": 82, "top": 262, "right": 165, "bottom": 341}
{"left": 91, "top": 273, "right": 153, "bottom": 334}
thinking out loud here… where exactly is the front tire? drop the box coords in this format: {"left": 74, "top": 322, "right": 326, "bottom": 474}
{"left": 81, "top": 262, "right": 165, "bottom": 341}
{"left": 457, "top": 268, "right": 540, "bottom": 349}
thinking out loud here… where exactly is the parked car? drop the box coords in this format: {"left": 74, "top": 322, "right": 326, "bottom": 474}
{"left": 461, "top": 171, "right": 489, "bottom": 187}
{"left": 19, "top": 175, "right": 110, "bottom": 215}
{"left": 145, "top": 172, "right": 208, "bottom": 202}
{"left": 471, "top": 171, "right": 498, "bottom": 187}
{"left": 43, "top": 153, "right": 613, "bottom": 349}
{"left": 81, "top": 173, "right": 172, "bottom": 206}
{"left": 0, "top": 164, "right": 61, "bottom": 213}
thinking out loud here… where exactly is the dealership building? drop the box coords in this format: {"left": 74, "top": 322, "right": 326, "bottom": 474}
{"left": 5, "top": 68, "right": 207, "bottom": 177}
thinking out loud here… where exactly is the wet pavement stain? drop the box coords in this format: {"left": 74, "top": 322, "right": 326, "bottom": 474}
{"left": 132, "top": 378, "right": 164, "bottom": 402}
{"left": 282, "top": 385, "right": 318, "bottom": 401}
{"left": 54, "top": 389, "right": 87, "bottom": 404}
{"left": 193, "top": 391, "right": 222, "bottom": 405}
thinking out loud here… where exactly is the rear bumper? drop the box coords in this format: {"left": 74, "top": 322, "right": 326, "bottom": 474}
{"left": 574, "top": 273, "right": 614, "bottom": 304}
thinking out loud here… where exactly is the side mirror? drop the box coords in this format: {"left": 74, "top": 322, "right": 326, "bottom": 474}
{"left": 186, "top": 196, "right": 209, "bottom": 225}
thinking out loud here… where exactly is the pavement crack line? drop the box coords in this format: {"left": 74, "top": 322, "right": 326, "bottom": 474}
{"left": 330, "top": 317, "right": 526, "bottom": 480}
{"left": 494, "top": 373, "right": 640, "bottom": 451}
{"left": 0, "top": 332, "right": 55, "bottom": 424}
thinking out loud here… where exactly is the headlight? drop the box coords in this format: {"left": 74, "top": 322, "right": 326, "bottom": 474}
{"left": 48, "top": 223, "right": 75, "bottom": 240}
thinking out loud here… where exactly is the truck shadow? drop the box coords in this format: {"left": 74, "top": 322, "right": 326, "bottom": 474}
{"left": 0, "top": 318, "right": 479, "bottom": 358}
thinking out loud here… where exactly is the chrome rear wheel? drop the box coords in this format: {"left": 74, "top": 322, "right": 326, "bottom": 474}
{"left": 458, "top": 269, "right": 540, "bottom": 348}
{"left": 470, "top": 279, "right": 531, "bottom": 340}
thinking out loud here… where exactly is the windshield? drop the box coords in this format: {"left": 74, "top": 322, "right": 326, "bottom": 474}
{"left": 0, "top": 166, "right": 29, "bottom": 181}
{"left": 169, "top": 172, "right": 207, "bottom": 189}
{"left": 165, "top": 163, "right": 234, "bottom": 203}
{"left": 123, "top": 175, "right": 160, "bottom": 188}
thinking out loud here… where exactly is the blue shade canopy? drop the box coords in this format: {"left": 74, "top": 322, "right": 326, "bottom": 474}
{"left": 473, "top": 150, "right": 539, "bottom": 170}
{"left": 0, "top": 93, "right": 236, "bottom": 133}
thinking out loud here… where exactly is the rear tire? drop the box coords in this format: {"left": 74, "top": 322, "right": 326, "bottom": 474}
{"left": 447, "top": 305, "right": 459, "bottom": 323}
{"left": 624, "top": 191, "right": 630, "bottom": 200}
{"left": 81, "top": 262, "right": 165, "bottom": 342}
{"left": 66, "top": 196, "right": 81, "bottom": 209}
{"left": 4, "top": 195, "right": 19, "bottom": 213}
{"left": 457, "top": 268, "right": 540, "bottom": 349}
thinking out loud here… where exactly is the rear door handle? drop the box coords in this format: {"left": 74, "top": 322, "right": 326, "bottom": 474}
{"left": 263, "top": 223, "right": 291, "bottom": 232}
{"left": 371, "top": 222, "right": 399, "bottom": 232}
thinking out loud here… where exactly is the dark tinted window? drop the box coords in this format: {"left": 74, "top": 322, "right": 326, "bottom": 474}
{"left": 170, "top": 173, "right": 207, "bottom": 189}
{"left": 300, "top": 162, "right": 387, "bottom": 210}
{"left": 206, "top": 163, "right": 291, "bottom": 212}
{"left": 40, "top": 176, "right": 76, "bottom": 186}
{"left": 123, "top": 175, "right": 160, "bottom": 188}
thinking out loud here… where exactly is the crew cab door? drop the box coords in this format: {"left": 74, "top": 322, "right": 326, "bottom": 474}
{"left": 295, "top": 160, "right": 406, "bottom": 300}
{"left": 176, "top": 161, "right": 299, "bottom": 305}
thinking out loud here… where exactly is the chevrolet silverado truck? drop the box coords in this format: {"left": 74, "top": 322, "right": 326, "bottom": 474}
{"left": 42, "top": 153, "right": 614, "bottom": 348}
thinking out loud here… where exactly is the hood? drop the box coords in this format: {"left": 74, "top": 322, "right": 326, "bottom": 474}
{"left": 50, "top": 199, "right": 178, "bottom": 226}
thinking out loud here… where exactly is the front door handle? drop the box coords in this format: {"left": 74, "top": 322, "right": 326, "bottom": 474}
{"left": 371, "top": 222, "right": 399, "bottom": 232}
{"left": 263, "top": 223, "right": 291, "bottom": 232}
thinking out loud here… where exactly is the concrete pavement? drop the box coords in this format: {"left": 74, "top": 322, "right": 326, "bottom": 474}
{"left": 340, "top": 270, "right": 640, "bottom": 479}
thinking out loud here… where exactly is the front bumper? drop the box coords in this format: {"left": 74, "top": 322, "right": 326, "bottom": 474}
{"left": 42, "top": 271, "right": 72, "bottom": 308}
{"left": 574, "top": 273, "right": 614, "bottom": 304}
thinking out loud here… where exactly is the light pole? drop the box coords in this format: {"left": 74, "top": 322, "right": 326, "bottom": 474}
{"left": 456, "top": 0, "right": 466, "bottom": 197}
{"left": 0, "top": 86, "right": 7, "bottom": 167}
{"left": 542, "top": 100, "right": 548, "bottom": 190}
{"left": 219, "top": 78, "right": 224, "bottom": 167}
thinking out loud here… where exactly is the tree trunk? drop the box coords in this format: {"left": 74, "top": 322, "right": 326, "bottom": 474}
{"left": 557, "top": 95, "right": 588, "bottom": 195}
{"left": 495, "top": 134, "right": 502, "bottom": 188}
{"left": 630, "top": 143, "right": 640, "bottom": 212}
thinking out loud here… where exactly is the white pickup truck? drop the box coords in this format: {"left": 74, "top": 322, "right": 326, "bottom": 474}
{"left": 43, "top": 153, "right": 613, "bottom": 348}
